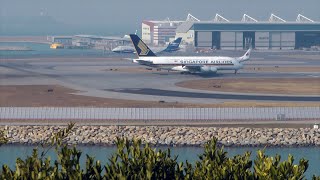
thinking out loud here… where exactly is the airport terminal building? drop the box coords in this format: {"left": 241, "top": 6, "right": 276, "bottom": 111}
{"left": 177, "top": 14, "right": 320, "bottom": 50}
{"left": 143, "top": 14, "right": 320, "bottom": 50}
{"left": 142, "top": 19, "right": 184, "bottom": 45}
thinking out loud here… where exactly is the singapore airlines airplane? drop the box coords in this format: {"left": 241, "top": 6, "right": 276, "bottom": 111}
{"left": 112, "top": 37, "right": 182, "bottom": 54}
{"left": 129, "top": 34, "right": 251, "bottom": 74}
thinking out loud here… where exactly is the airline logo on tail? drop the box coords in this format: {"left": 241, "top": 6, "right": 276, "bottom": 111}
{"left": 129, "top": 34, "right": 156, "bottom": 57}
{"left": 137, "top": 40, "right": 150, "bottom": 56}
{"left": 162, "top": 37, "right": 182, "bottom": 52}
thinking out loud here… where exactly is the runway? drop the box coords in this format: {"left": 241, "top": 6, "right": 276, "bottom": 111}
{"left": 1, "top": 49, "right": 319, "bottom": 104}
{"left": 108, "top": 88, "right": 320, "bottom": 102}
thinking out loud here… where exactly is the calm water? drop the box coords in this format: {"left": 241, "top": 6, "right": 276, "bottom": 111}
{"left": 0, "top": 42, "right": 134, "bottom": 59}
{"left": 0, "top": 145, "right": 319, "bottom": 178}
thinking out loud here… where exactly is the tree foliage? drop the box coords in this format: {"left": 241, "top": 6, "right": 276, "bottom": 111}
{"left": 0, "top": 129, "right": 8, "bottom": 146}
{"left": 0, "top": 124, "right": 319, "bottom": 179}
{"left": 192, "top": 138, "right": 253, "bottom": 179}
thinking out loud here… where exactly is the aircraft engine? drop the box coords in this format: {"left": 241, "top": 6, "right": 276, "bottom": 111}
{"left": 171, "top": 66, "right": 188, "bottom": 72}
{"left": 200, "top": 66, "right": 217, "bottom": 73}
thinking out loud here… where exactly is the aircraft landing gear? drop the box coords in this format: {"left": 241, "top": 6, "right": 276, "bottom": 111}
{"left": 180, "top": 72, "right": 190, "bottom": 75}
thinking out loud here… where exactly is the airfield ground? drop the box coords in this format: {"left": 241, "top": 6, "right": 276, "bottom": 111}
{"left": 176, "top": 78, "right": 320, "bottom": 95}
{"left": 1, "top": 37, "right": 319, "bottom": 115}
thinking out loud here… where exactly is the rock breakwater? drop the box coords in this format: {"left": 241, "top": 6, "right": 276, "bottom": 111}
{"left": 1, "top": 126, "right": 320, "bottom": 147}
{"left": 0, "top": 46, "right": 33, "bottom": 51}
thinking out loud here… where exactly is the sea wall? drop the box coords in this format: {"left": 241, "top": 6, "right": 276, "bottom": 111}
{"left": 1, "top": 126, "right": 320, "bottom": 147}
{"left": 0, "top": 46, "right": 33, "bottom": 51}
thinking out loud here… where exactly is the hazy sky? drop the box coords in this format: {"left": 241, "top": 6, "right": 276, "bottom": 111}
{"left": 1, "top": 0, "right": 319, "bottom": 35}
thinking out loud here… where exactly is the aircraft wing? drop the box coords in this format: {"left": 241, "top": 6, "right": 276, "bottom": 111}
{"left": 74, "top": 35, "right": 130, "bottom": 42}
{"left": 100, "top": 36, "right": 131, "bottom": 41}
{"left": 182, "top": 65, "right": 218, "bottom": 73}
{"left": 134, "top": 59, "right": 153, "bottom": 65}
{"left": 183, "top": 65, "right": 202, "bottom": 71}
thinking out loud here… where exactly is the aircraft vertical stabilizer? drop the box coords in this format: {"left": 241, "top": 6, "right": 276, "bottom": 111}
{"left": 162, "top": 37, "right": 182, "bottom": 52}
{"left": 129, "top": 34, "right": 156, "bottom": 57}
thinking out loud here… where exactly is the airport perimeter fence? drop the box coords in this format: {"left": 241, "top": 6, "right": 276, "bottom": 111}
{"left": 0, "top": 107, "right": 319, "bottom": 125}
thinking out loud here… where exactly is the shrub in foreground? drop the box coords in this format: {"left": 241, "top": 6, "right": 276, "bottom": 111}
{"left": 0, "top": 124, "right": 319, "bottom": 179}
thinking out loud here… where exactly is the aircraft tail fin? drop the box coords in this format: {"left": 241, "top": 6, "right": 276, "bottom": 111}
{"left": 239, "top": 48, "right": 252, "bottom": 62}
{"left": 129, "top": 34, "right": 156, "bottom": 57}
{"left": 162, "top": 37, "right": 182, "bottom": 52}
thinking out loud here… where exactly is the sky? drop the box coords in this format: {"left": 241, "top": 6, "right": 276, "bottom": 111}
{"left": 1, "top": 0, "right": 319, "bottom": 35}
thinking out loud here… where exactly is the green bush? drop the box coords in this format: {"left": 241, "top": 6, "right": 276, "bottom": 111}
{"left": 0, "top": 129, "right": 8, "bottom": 146}
{"left": 0, "top": 124, "right": 319, "bottom": 179}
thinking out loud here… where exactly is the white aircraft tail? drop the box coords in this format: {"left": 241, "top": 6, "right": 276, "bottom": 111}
{"left": 238, "top": 48, "right": 252, "bottom": 62}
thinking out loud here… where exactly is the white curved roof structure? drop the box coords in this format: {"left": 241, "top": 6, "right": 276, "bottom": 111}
{"left": 186, "top": 13, "right": 200, "bottom": 22}
{"left": 296, "top": 14, "right": 314, "bottom": 22}
{"left": 241, "top": 14, "right": 258, "bottom": 22}
{"left": 213, "top": 14, "right": 229, "bottom": 22}
{"left": 269, "top": 14, "right": 286, "bottom": 22}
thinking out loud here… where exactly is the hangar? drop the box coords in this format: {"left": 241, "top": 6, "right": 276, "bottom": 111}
{"left": 175, "top": 14, "right": 320, "bottom": 50}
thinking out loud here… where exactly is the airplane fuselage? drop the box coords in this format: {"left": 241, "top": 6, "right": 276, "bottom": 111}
{"left": 133, "top": 56, "right": 243, "bottom": 73}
